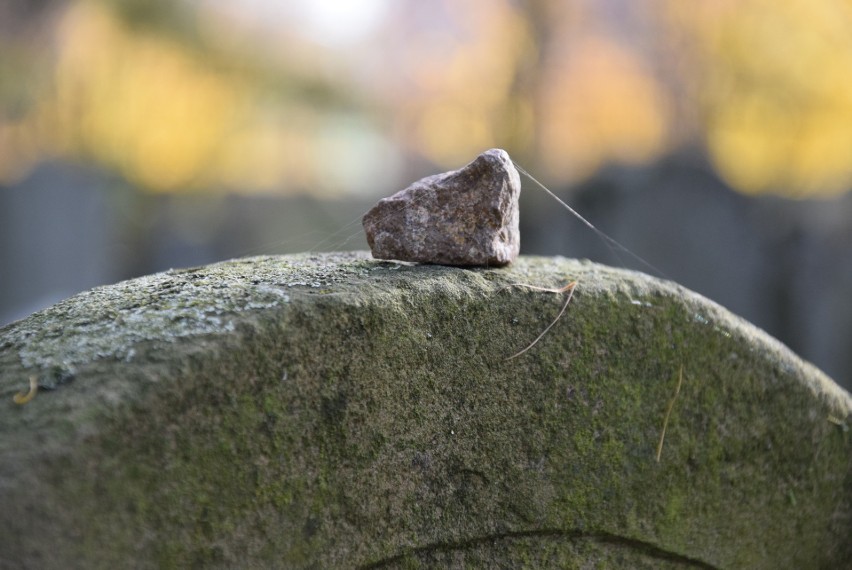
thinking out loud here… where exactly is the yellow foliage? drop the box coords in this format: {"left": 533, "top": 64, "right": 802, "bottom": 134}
{"left": 667, "top": 0, "right": 852, "bottom": 196}
{"left": 2, "top": 0, "right": 851, "bottom": 198}
{"left": 538, "top": 36, "right": 670, "bottom": 182}
{"left": 399, "top": 0, "right": 534, "bottom": 167}
{"left": 51, "top": 1, "right": 245, "bottom": 191}
{"left": 0, "top": 1, "right": 390, "bottom": 195}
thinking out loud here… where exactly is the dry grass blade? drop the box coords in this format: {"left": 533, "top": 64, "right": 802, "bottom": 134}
{"left": 506, "top": 281, "right": 577, "bottom": 360}
{"left": 656, "top": 365, "right": 684, "bottom": 462}
{"left": 13, "top": 375, "right": 38, "bottom": 405}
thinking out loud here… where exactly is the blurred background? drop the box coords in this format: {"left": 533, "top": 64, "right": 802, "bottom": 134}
{"left": 1, "top": 0, "right": 850, "bottom": 389}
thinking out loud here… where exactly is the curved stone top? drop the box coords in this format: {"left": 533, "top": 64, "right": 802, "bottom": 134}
{"left": 1, "top": 252, "right": 850, "bottom": 569}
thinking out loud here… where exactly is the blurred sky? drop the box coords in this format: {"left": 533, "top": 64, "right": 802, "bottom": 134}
{"left": 3, "top": 0, "right": 852, "bottom": 198}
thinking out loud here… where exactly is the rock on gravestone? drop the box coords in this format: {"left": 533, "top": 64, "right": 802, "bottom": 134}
{"left": 363, "top": 148, "right": 521, "bottom": 266}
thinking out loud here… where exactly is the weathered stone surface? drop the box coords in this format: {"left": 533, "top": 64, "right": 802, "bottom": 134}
{"left": 1, "top": 252, "right": 850, "bottom": 569}
{"left": 363, "top": 149, "right": 521, "bottom": 266}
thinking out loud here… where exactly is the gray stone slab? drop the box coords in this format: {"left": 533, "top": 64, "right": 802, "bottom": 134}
{"left": 0, "top": 252, "right": 849, "bottom": 569}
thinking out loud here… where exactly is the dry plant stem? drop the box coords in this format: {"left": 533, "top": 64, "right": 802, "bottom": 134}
{"left": 656, "top": 365, "right": 684, "bottom": 462}
{"left": 13, "top": 375, "right": 38, "bottom": 405}
{"left": 506, "top": 281, "right": 577, "bottom": 360}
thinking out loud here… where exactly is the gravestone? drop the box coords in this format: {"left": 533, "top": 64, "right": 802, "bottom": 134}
{"left": 1, "top": 252, "right": 849, "bottom": 569}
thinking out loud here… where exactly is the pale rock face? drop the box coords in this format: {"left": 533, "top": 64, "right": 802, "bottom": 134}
{"left": 363, "top": 148, "right": 521, "bottom": 266}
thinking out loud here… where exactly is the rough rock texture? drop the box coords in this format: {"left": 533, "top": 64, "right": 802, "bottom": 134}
{"left": 363, "top": 149, "right": 521, "bottom": 266}
{"left": 1, "top": 252, "right": 850, "bottom": 569}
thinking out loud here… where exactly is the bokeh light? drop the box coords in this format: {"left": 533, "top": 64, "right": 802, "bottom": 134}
{"left": 2, "top": 0, "right": 852, "bottom": 196}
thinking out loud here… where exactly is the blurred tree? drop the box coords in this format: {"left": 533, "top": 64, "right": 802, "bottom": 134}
{"left": 2, "top": 0, "right": 851, "bottom": 198}
{"left": 661, "top": 0, "right": 852, "bottom": 196}
{"left": 0, "top": 0, "right": 384, "bottom": 194}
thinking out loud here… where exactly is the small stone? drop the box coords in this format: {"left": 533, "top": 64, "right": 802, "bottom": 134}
{"left": 363, "top": 149, "right": 521, "bottom": 266}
